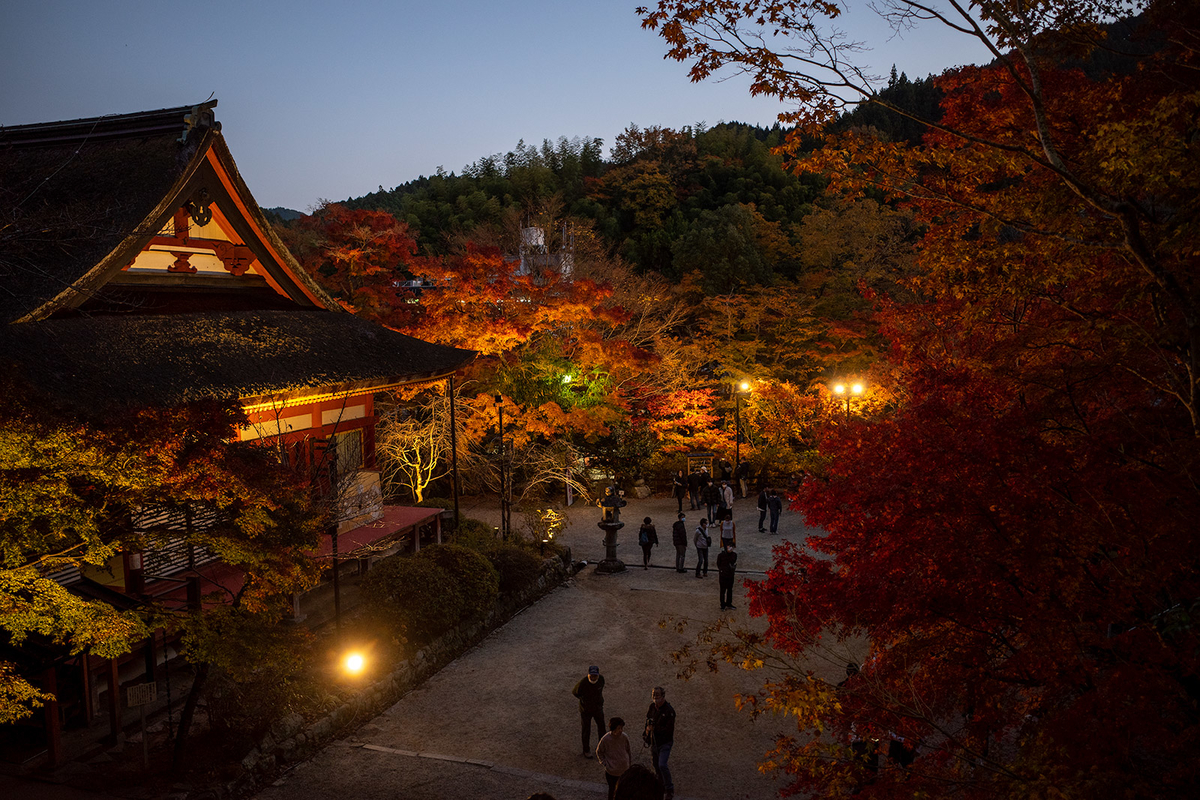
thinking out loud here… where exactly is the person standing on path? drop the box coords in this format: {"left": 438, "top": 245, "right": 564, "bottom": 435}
{"left": 596, "top": 716, "right": 633, "bottom": 800}
{"left": 573, "top": 665, "right": 605, "bottom": 757}
{"left": 638, "top": 517, "right": 659, "bottom": 570}
{"left": 694, "top": 518, "right": 711, "bottom": 577}
{"left": 686, "top": 467, "right": 702, "bottom": 511}
{"left": 719, "top": 480, "right": 734, "bottom": 513}
{"left": 736, "top": 460, "right": 751, "bottom": 498}
{"left": 717, "top": 541, "right": 738, "bottom": 610}
{"left": 671, "top": 469, "right": 687, "bottom": 514}
{"left": 671, "top": 513, "right": 688, "bottom": 573}
{"left": 645, "top": 686, "right": 677, "bottom": 800}
{"left": 702, "top": 481, "right": 721, "bottom": 524}
{"left": 757, "top": 488, "right": 769, "bottom": 532}
{"left": 768, "top": 489, "right": 784, "bottom": 534}
{"left": 717, "top": 508, "right": 736, "bottom": 548}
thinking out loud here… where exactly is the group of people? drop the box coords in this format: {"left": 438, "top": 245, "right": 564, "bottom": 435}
{"left": 637, "top": 513, "right": 739, "bottom": 610}
{"left": 671, "top": 464, "right": 785, "bottom": 535}
{"left": 573, "top": 667, "right": 677, "bottom": 800}
{"left": 673, "top": 459, "right": 755, "bottom": 507}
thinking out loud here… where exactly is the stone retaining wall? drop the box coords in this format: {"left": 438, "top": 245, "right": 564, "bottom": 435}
{"left": 220, "top": 550, "right": 575, "bottom": 798}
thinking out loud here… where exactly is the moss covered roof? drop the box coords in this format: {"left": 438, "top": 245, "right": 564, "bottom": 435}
{"left": 1, "top": 309, "right": 473, "bottom": 410}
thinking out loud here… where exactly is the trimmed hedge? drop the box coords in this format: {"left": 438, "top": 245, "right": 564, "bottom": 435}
{"left": 360, "top": 555, "right": 461, "bottom": 643}
{"left": 486, "top": 545, "right": 543, "bottom": 594}
{"left": 418, "top": 543, "right": 499, "bottom": 624}
{"left": 453, "top": 517, "right": 499, "bottom": 550}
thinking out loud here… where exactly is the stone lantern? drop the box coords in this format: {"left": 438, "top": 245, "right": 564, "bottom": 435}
{"left": 595, "top": 484, "right": 627, "bottom": 573}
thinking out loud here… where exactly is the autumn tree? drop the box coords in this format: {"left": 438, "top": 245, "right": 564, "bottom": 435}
{"left": 641, "top": 0, "right": 1200, "bottom": 795}
{"left": 279, "top": 201, "right": 424, "bottom": 327}
{"left": 376, "top": 383, "right": 481, "bottom": 504}
{"left": 0, "top": 387, "right": 319, "bottom": 725}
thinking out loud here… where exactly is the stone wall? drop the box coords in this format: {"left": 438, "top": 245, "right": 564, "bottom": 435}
{"left": 221, "top": 550, "right": 575, "bottom": 798}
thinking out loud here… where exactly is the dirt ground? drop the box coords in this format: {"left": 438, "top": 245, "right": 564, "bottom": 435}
{"left": 255, "top": 489, "right": 848, "bottom": 800}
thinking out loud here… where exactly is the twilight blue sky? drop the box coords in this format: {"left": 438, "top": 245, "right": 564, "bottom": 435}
{"left": 1, "top": 1, "right": 991, "bottom": 211}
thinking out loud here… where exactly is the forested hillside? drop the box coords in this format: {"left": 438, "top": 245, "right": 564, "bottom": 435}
{"left": 336, "top": 69, "right": 941, "bottom": 296}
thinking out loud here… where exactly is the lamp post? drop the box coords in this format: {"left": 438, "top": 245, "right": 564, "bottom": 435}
{"left": 449, "top": 376, "right": 460, "bottom": 531}
{"left": 832, "top": 382, "right": 865, "bottom": 420}
{"left": 734, "top": 381, "right": 750, "bottom": 474}
{"left": 495, "top": 394, "right": 507, "bottom": 539}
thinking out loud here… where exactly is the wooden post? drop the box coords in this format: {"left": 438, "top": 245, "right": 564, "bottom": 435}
{"left": 80, "top": 654, "right": 93, "bottom": 724}
{"left": 43, "top": 666, "right": 61, "bottom": 767}
{"left": 106, "top": 658, "right": 121, "bottom": 743}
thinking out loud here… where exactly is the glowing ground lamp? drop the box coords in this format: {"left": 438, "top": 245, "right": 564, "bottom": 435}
{"left": 342, "top": 650, "right": 366, "bottom": 677}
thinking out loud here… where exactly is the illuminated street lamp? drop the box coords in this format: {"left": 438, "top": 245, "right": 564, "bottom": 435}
{"left": 832, "top": 382, "right": 865, "bottom": 420}
{"left": 735, "top": 381, "right": 751, "bottom": 474}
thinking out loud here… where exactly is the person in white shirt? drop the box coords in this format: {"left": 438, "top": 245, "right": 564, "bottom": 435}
{"left": 596, "top": 716, "right": 632, "bottom": 800}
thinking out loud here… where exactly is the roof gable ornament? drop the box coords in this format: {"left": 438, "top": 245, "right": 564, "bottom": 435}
{"left": 179, "top": 100, "right": 219, "bottom": 144}
{"left": 186, "top": 187, "right": 213, "bottom": 226}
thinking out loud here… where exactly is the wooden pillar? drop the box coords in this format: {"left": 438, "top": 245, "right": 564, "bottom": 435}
{"left": 143, "top": 637, "right": 156, "bottom": 684}
{"left": 80, "top": 654, "right": 94, "bottom": 724}
{"left": 434, "top": 514, "right": 442, "bottom": 545}
{"left": 43, "top": 666, "right": 61, "bottom": 767}
{"left": 106, "top": 658, "right": 121, "bottom": 743}
{"left": 187, "top": 576, "right": 201, "bottom": 610}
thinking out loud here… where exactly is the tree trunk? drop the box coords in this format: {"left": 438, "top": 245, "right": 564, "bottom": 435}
{"left": 172, "top": 661, "right": 209, "bottom": 771}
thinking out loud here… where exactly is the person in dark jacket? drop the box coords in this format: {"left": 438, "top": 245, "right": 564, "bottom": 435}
{"left": 638, "top": 517, "right": 659, "bottom": 569}
{"left": 702, "top": 481, "right": 721, "bottom": 524}
{"left": 573, "top": 665, "right": 606, "bottom": 757}
{"left": 735, "top": 460, "right": 751, "bottom": 498}
{"left": 671, "top": 469, "right": 687, "bottom": 513}
{"left": 644, "top": 686, "right": 677, "bottom": 800}
{"left": 686, "top": 467, "right": 702, "bottom": 510}
{"left": 671, "top": 513, "right": 688, "bottom": 573}
{"left": 718, "top": 457, "right": 733, "bottom": 482}
{"left": 717, "top": 542, "right": 738, "bottom": 610}
{"left": 694, "top": 519, "right": 711, "bottom": 578}
{"left": 757, "top": 488, "right": 769, "bottom": 532}
{"left": 768, "top": 490, "right": 784, "bottom": 534}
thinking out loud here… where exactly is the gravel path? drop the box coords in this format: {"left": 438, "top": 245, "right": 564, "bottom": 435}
{"left": 257, "top": 491, "right": 838, "bottom": 800}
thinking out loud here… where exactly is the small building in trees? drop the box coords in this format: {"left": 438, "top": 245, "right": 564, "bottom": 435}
{"left": 0, "top": 102, "right": 474, "bottom": 765}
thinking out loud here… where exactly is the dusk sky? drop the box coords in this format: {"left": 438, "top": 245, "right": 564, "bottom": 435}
{"left": 1, "top": 1, "right": 992, "bottom": 211}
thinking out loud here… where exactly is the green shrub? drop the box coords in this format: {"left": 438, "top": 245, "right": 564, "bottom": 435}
{"left": 360, "top": 555, "right": 462, "bottom": 643}
{"left": 418, "top": 543, "right": 499, "bottom": 623}
{"left": 486, "top": 545, "right": 543, "bottom": 594}
{"left": 181, "top": 607, "right": 316, "bottom": 748}
{"left": 453, "top": 517, "right": 499, "bottom": 550}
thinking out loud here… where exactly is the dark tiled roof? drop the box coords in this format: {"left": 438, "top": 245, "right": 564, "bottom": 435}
{"left": 0, "top": 309, "right": 475, "bottom": 410}
{"left": 0, "top": 105, "right": 203, "bottom": 323}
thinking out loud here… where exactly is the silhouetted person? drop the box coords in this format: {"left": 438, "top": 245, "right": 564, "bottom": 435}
{"left": 693, "top": 518, "right": 711, "bottom": 578}
{"left": 717, "top": 541, "right": 738, "bottom": 610}
{"left": 638, "top": 516, "right": 658, "bottom": 569}
{"left": 671, "top": 513, "right": 688, "bottom": 573}
{"left": 614, "top": 763, "right": 664, "bottom": 800}
{"left": 672, "top": 469, "right": 687, "bottom": 513}
{"left": 644, "top": 686, "right": 676, "bottom": 799}
{"left": 768, "top": 489, "right": 783, "bottom": 534}
{"left": 573, "top": 665, "right": 605, "bottom": 757}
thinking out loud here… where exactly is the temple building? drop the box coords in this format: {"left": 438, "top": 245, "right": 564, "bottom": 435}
{"left": 0, "top": 101, "right": 474, "bottom": 765}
